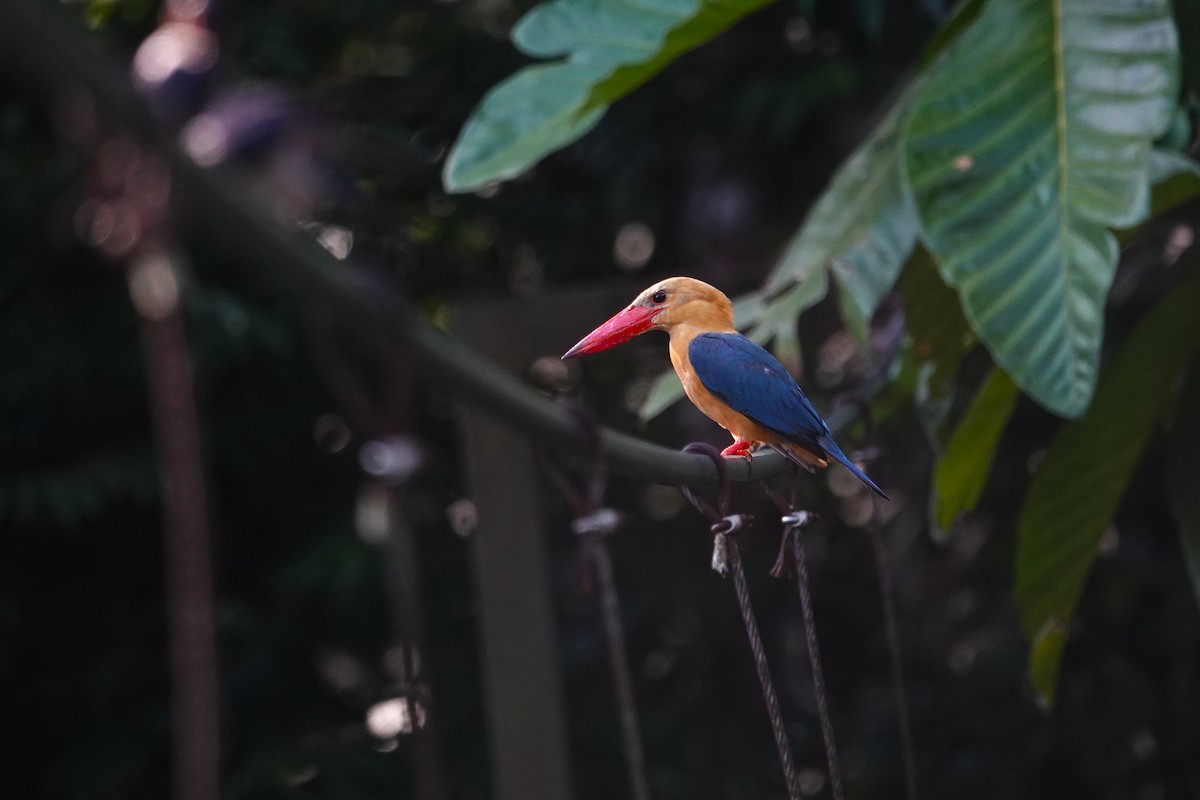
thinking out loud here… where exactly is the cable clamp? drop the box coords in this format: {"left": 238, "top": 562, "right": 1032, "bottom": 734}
{"left": 781, "top": 511, "right": 816, "bottom": 528}
{"left": 710, "top": 514, "right": 751, "bottom": 575}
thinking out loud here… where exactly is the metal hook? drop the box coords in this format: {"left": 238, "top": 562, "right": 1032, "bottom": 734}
{"left": 680, "top": 443, "right": 753, "bottom": 575}
{"left": 781, "top": 511, "right": 816, "bottom": 528}
{"left": 760, "top": 471, "right": 817, "bottom": 580}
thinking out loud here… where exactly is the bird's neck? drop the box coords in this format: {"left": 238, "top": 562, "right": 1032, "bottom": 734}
{"left": 661, "top": 298, "right": 736, "bottom": 357}
{"left": 668, "top": 318, "right": 737, "bottom": 342}
{"left": 666, "top": 319, "right": 737, "bottom": 370}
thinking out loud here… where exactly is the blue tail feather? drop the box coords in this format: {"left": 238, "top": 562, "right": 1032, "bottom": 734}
{"left": 817, "top": 436, "right": 888, "bottom": 500}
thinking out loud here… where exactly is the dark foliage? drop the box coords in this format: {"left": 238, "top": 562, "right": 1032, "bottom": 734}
{"left": 3, "top": 1, "right": 1200, "bottom": 799}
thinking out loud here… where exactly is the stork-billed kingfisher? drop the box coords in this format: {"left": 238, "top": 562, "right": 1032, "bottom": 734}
{"left": 562, "top": 276, "right": 887, "bottom": 499}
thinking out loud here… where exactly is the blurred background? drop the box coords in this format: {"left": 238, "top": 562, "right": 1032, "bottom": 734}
{"left": 2, "top": 0, "right": 1199, "bottom": 798}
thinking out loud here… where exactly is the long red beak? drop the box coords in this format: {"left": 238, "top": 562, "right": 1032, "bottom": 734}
{"left": 561, "top": 304, "right": 658, "bottom": 359}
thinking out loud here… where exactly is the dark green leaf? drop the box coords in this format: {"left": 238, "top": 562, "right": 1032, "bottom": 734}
{"left": 637, "top": 369, "right": 686, "bottom": 424}
{"left": 1146, "top": 149, "right": 1200, "bottom": 217}
{"left": 1015, "top": 270, "right": 1200, "bottom": 706}
{"left": 764, "top": 87, "right": 920, "bottom": 342}
{"left": 917, "top": 0, "right": 985, "bottom": 70}
{"left": 1114, "top": 150, "right": 1200, "bottom": 246}
{"left": 758, "top": 0, "right": 995, "bottom": 347}
{"left": 931, "top": 366, "right": 1018, "bottom": 537}
{"left": 906, "top": 0, "right": 1180, "bottom": 418}
{"left": 899, "top": 246, "right": 976, "bottom": 441}
{"left": 443, "top": 0, "right": 773, "bottom": 192}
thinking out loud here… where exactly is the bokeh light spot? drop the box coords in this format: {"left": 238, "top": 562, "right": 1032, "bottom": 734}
{"left": 446, "top": 498, "right": 478, "bottom": 538}
{"left": 366, "top": 697, "right": 424, "bottom": 737}
{"left": 614, "top": 222, "right": 655, "bottom": 271}
{"left": 181, "top": 113, "right": 229, "bottom": 167}
{"left": 313, "top": 413, "right": 352, "bottom": 453}
{"left": 128, "top": 252, "right": 181, "bottom": 320}
{"left": 643, "top": 484, "right": 684, "bottom": 521}
{"left": 317, "top": 225, "right": 354, "bottom": 260}
{"left": 133, "top": 23, "right": 218, "bottom": 88}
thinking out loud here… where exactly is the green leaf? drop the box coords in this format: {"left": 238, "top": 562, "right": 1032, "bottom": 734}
{"left": 917, "top": 0, "right": 986, "bottom": 70}
{"left": 931, "top": 366, "right": 1018, "bottom": 536}
{"left": 1147, "top": 149, "right": 1200, "bottom": 183}
{"left": 758, "top": 0, "right": 999, "bottom": 347}
{"left": 637, "top": 369, "right": 686, "bottom": 424}
{"left": 1146, "top": 149, "right": 1200, "bottom": 217}
{"left": 899, "top": 246, "right": 977, "bottom": 442}
{"left": 1168, "top": 357, "right": 1200, "bottom": 611}
{"left": 748, "top": 273, "right": 829, "bottom": 342}
{"left": 1027, "top": 617, "right": 1068, "bottom": 710}
{"left": 443, "top": 66, "right": 607, "bottom": 193}
{"left": 443, "top": 0, "right": 773, "bottom": 193}
{"left": 1154, "top": 102, "right": 1196, "bottom": 155}
{"left": 1015, "top": 269, "right": 1200, "bottom": 706}
{"left": 745, "top": 273, "right": 829, "bottom": 374}
{"left": 830, "top": 187, "right": 918, "bottom": 343}
{"left": 905, "top": 0, "right": 1180, "bottom": 418}
{"left": 764, "top": 87, "right": 920, "bottom": 341}
{"left": 1114, "top": 150, "right": 1200, "bottom": 246}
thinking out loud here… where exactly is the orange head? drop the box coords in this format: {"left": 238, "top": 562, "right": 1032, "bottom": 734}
{"left": 561, "top": 277, "right": 735, "bottom": 359}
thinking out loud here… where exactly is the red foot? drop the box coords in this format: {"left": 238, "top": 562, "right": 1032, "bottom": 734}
{"left": 720, "top": 439, "right": 754, "bottom": 460}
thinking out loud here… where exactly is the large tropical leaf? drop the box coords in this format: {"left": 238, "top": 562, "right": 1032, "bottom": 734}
{"left": 1014, "top": 270, "right": 1200, "bottom": 706}
{"left": 763, "top": 88, "right": 921, "bottom": 342}
{"left": 759, "top": 0, "right": 999, "bottom": 345}
{"left": 905, "top": 0, "right": 1180, "bottom": 418}
{"left": 443, "top": 0, "right": 772, "bottom": 193}
{"left": 1145, "top": 149, "right": 1200, "bottom": 218}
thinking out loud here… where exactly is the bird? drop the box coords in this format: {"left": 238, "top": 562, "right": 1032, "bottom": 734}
{"left": 561, "top": 276, "right": 887, "bottom": 499}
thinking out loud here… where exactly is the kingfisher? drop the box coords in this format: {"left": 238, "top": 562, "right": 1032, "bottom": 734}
{"left": 562, "top": 276, "right": 887, "bottom": 499}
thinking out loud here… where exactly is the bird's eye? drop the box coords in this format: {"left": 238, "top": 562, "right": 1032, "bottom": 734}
{"left": 652, "top": 290, "right": 667, "bottom": 304}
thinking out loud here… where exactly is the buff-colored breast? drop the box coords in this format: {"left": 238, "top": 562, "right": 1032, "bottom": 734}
{"left": 666, "top": 326, "right": 827, "bottom": 468}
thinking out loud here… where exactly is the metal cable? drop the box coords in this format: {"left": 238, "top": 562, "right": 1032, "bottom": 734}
{"left": 681, "top": 444, "right": 802, "bottom": 800}
{"left": 727, "top": 541, "right": 803, "bottom": 800}
{"left": 787, "top": 526, "right": 844, "bottom": 800}
{"left": 866, "top": 521, "right": 918, "bottom": 800}
{"left": 763, "top": 477, "right": 844, "bottom": 800}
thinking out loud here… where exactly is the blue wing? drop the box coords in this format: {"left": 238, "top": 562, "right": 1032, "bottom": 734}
{"left": 688, "top": 333, "right": 829, "bottom": 450}
{"left": 689, "top": 332, "right": 888, "bottom": 498}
